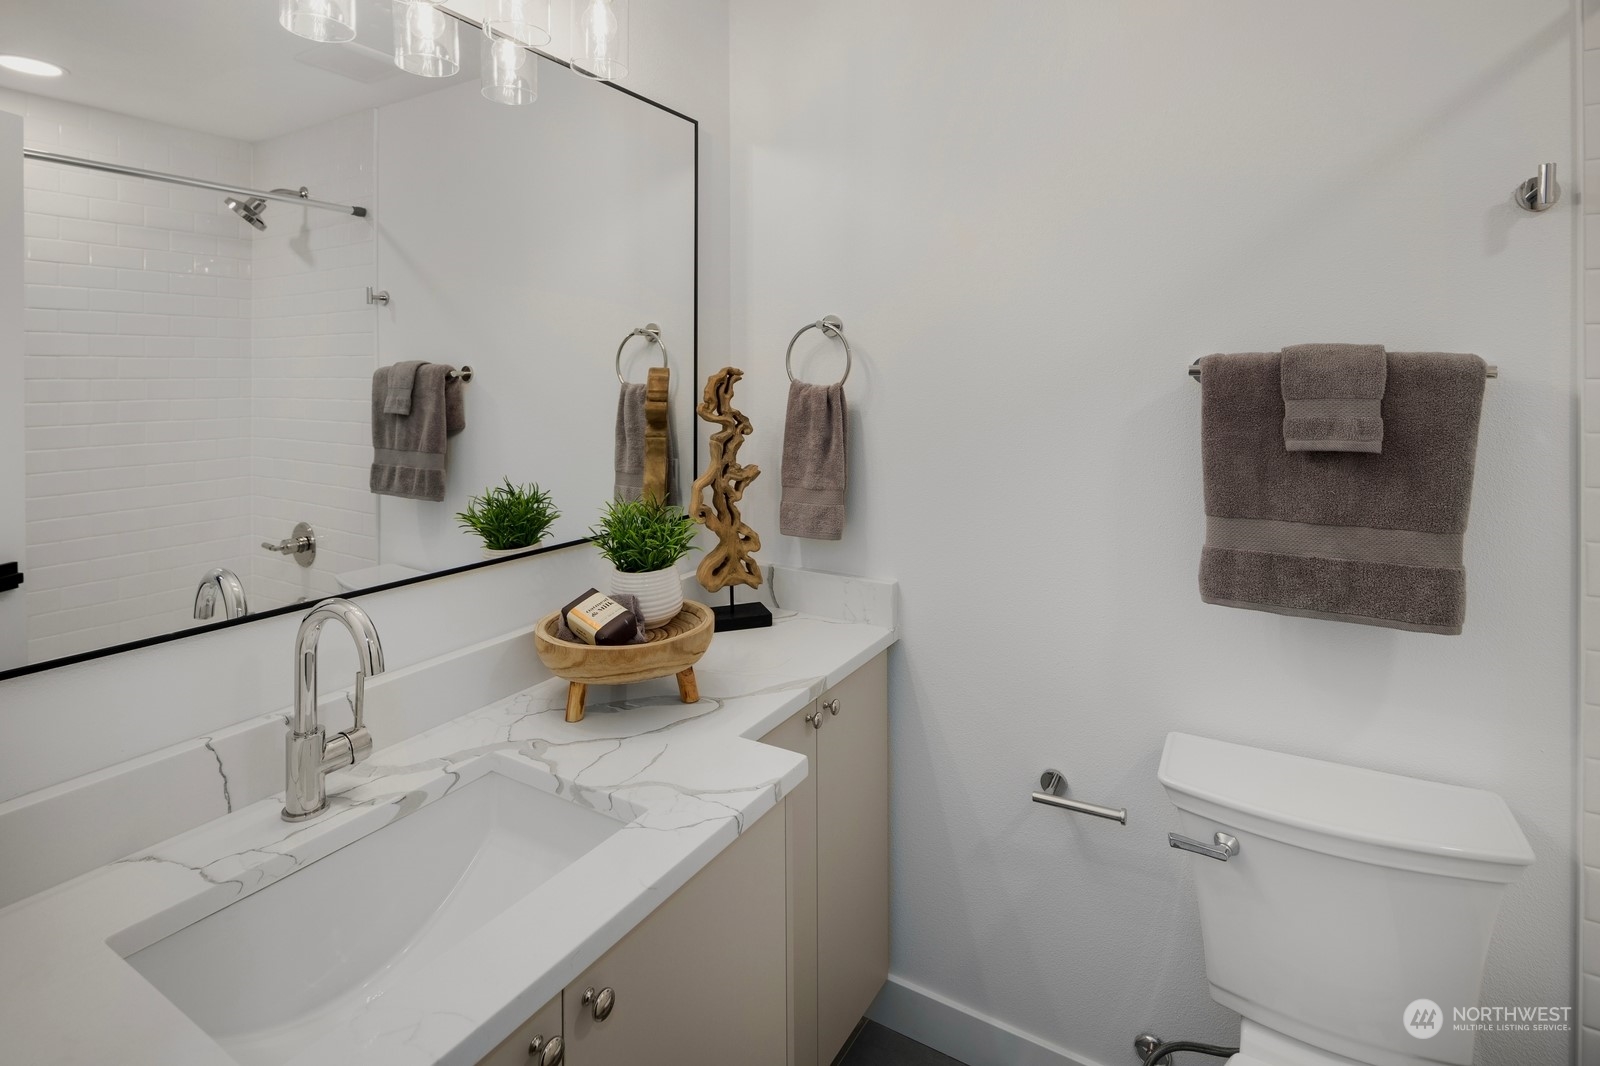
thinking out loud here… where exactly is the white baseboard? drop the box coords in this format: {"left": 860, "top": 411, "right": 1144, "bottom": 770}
{"left": 866, "top": 973, "right": 1105, "bottom": 1066}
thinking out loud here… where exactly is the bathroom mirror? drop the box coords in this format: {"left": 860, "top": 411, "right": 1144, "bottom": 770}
{"left": 0, "top": 0, "right": 697, "bottom": 676}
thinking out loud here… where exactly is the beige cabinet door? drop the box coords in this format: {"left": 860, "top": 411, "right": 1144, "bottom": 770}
{"left": 815, "top": 653, "right": 890, "bottom": 1063}
{"left": 763, "top": 704, "right": 820, "bottom": 1066}
{"left": 475, "top": 991, "right": 562, "bottom": 1066}
{"left": 564, "top": 802, "right": 787, "bottom": 1065}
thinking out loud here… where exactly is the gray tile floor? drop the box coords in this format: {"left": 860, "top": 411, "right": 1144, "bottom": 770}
{"left": 836, "top": 1020, "right": 969, "bottom": 1066}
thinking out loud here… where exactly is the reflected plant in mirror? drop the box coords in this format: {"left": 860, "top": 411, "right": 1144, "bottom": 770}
{"left": 590, "top": 497, "right": 696, "bottom": 628}
{"left": 457, "top": 480, "right": 560, "bottom": 558}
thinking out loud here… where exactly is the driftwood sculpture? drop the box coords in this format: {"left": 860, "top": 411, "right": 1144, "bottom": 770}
{"left": 691, "top": 367, "right": 763, "bottom": 593}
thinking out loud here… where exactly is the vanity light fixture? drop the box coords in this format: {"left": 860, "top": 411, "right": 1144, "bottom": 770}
{"left": 0, "top": 55, "right": 66, "bottom": 78}
{"left": 277, "top": 0, "right": 356, "bottom": 43}
{"left": 393, "top": 0, "right": 461, "bottom": 78}
{"left": 484, "top": 0, "right": 552, "bottom": 48}
{"left": 573, "top": 0, "right": 628, "bottom": 82}
{"left": 482, "top": 33, "right": 538, "bottom": 105}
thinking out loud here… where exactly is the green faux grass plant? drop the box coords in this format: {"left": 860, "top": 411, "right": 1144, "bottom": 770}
{"left": 456, "top": 479, "right": 560, "bottom": 551}
{"left": 590, "top": 497, "right": 698, "bottom": 574}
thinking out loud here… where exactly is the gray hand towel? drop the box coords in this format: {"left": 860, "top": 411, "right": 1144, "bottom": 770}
{"left": 370, "top": 363, "right": 466, "bottom": 502}
{"left": 1281, "top": 343, "right": 1387, "bottom": 452}
{"left": 1198, "top": 350, "right": 1486, "bottom": 634}
{"left": 382, "top": 360, "right": 426, "bottom": 415}
{"left": 614, "top": 383, "right": 680, "bottom": 505}
{"left": 779, "top": 381, "right": 848, "bottom": 540}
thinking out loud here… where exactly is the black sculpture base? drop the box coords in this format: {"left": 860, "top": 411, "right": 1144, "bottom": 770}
{"left": 713, "top": 596, "right": 773, "bottom": 632}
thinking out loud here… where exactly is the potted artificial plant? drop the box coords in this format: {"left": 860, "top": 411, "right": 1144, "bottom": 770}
{"left": 457, "top": 479, "right": 560, "bottom": 559}
{"left": 590, "top": 496, "right": 697, "bottom": 628}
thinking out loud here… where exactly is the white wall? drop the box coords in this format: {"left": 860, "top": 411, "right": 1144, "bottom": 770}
{"left": 0, "top": 91, "right": 255, "bottom": 665}
{"left": 729, "top": 4, "right": 1578, "bottom": 1065}
{"left": 0, "top": 112, "right": 24, "bottom": 667}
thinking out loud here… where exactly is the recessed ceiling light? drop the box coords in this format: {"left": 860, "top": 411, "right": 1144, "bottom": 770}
{"left": 0, "top": 55, "right": 66, "bottom": 78}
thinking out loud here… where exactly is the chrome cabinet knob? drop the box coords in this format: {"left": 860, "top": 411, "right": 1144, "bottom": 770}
{"left": 805, "top": 709, "right": 825, "bottom": 730}
{"left": 582, "top": 985, "right": 615, "bottom": 1021}
{"left": 528, "top": 1034, "right": 564, "bottom": 1065}
{"left": 824, "top": 698, "right": 840, "bottom": 716}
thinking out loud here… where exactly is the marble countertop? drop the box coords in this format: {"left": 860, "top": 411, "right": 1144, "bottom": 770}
{"left": 0, "top": 602, "right": 896, "bottom": 1066}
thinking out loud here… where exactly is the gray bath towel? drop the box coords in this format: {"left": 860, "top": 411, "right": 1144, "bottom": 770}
{"left": 1281, "top": 343, "right": 1387, "bottom": 452}
{"left": 613, "top": 383, "right": 680, "bottom": 505}
{"left": 780, "top": 381, "right": 848, "bottom": 540}
{"left": 382, "top": 360, "right": 426, "bottom": 415}
{"left": 370, "top": 362, "right": 466, "bottom": 502}
{"left": 1198, "top": 350, "right": 1486, "bottom": 634}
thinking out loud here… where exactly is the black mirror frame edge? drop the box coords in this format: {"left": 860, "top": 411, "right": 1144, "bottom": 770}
{"left": 0, "top": 62, "right": 701, "bottom": 685}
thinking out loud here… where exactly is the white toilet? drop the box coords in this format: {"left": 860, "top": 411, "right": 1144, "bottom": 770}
{"left": 1158, "top": 733, "right": 1534, "bottom": 1066}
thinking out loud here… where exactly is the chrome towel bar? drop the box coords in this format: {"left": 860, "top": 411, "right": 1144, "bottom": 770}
{"left": 1189, "top": 360, "right": 1496, "bottom": 380}
{"left": 1030, "top": 769, "right": 1127, "bottom": 826}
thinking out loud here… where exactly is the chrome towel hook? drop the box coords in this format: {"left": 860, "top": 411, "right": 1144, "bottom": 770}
{"left": 786, "top": 315, "right": 853, "bottom": 386}
{"left": 616, "top": 323, "right": 669, "bottom": 385}
{"left": 1514, "top": 162, "right": 1560, "bottom": 212}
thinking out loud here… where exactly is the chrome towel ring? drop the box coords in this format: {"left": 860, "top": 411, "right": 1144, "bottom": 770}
{"left": 616, "top": 323, "right": 670, "bottom": 385}
{"left": 786, "top": 315, "right": 852, "bottom": 386}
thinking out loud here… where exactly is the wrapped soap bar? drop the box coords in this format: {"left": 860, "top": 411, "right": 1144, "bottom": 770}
{"left": 562, "top": 589, "right": 639, "bottom": 646}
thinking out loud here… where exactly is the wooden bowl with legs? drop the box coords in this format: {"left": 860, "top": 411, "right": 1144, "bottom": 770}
{"left": 533, "top": 600, "right": 714, "bottom": 722}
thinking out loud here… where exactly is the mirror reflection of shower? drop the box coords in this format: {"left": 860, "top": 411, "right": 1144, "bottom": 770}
{"left": 225, "top": 186, "right": 310, "bottom": 231}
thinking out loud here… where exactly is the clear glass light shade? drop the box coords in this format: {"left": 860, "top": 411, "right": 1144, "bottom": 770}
{"left": 279, "top": 0, "right": 356, "bottom": 43}
{"left": 393, "top": 1, "right": 461, "bottom": 78}
{"left": 481, "top": 36, "right": 537, "bottom": 105}
{"left": 572, "top": 0, "right": 627, "bottom": 81}
{"left": 484, "top": 0, "right": 551, "bottom": 49}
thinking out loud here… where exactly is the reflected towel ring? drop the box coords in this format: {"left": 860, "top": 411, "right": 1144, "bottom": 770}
{"left": 616, "top": 324, "right": 670, "bottom": 385}
{"left": 786, "top": 315, "right": 852, "bottom": 386}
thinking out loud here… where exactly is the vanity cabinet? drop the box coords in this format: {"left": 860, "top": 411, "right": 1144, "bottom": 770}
{"left": 475, "top": 797, "right": 786, "bottom": 1066}
{"left": 474, "top": 652, "right": 886, "bottom": 1066}
{"left": 762, "top": 652, "right": 891, "bottom": 1066}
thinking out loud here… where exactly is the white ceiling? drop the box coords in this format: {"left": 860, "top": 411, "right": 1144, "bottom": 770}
{"left": 0, "top": 0, "right": 498, "bottom": 142}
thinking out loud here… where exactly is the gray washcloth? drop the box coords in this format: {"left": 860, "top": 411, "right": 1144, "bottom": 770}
{"left": 1281, "top": 343, "right": 1387, "bottom": 452}
{"left": 370, "top": 363, "right": 466, "bottom": 502}
{"left": 1198, "top": 350, "right": 1486, "bottom": 635}
{"left": 613, "top": 383, "right": 680, "bottom": 505}
{"left": 779, "top": 381, "right": 847, "bottom": 540}
{"left": 382, "top": 360, "right": 426, "bottom": 415}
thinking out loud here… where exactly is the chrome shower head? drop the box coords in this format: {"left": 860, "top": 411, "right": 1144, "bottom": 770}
{"left": 226, "top": 196, "right": 268, "bottom": 231}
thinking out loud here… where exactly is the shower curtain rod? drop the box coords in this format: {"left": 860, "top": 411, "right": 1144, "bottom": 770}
{"left": 22, "top": 149, "right": 368, "bottom": 218}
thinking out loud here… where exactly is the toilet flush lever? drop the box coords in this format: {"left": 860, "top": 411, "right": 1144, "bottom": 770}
{"left": 1168, "top": 831, "right": 1240, "bottom": 862}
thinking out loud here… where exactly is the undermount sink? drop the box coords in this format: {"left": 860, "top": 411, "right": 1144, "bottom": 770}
{"left": 122, "top": 770, "right": 621, "bottom": 1066}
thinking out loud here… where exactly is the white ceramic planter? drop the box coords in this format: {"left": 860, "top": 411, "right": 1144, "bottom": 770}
{"left": 609, "top": 566, "right": 683, "bottom": 629}
{"left": 481, "top": 545, "right": 540, "bottom": 560}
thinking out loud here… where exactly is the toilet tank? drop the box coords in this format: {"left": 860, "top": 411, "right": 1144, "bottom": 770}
{"left": 1158, "top": 733, "right": 1534, "bottom": 1066}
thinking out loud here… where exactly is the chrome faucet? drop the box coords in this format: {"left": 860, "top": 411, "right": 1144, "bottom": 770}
{"left": 283, "top": 598, "right": 385, "bottom": 822}
{"left": 193, "top": 567, "right": 249, "bottom": 621}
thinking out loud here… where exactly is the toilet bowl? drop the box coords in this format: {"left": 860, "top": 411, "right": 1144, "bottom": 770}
{"left": 1158, "top": 733, "right": 1534, "bottom": 1066}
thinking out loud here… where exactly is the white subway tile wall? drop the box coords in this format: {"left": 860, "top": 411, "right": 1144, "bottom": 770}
{"left": 1585, "top": 2, "right": 1600, "bottom": 1059}
{"left": 4, "top": 92, "right": 380, "bottom": 665}
{"left": 13, "top": 92, "right": 255, "bottom": 663}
